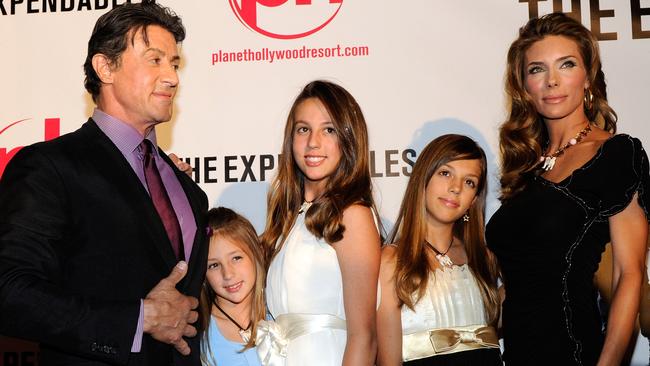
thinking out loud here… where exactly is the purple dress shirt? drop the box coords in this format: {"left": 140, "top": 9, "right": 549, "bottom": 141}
{"left": 92, "top": 109, "right": 197, "bottom": 352}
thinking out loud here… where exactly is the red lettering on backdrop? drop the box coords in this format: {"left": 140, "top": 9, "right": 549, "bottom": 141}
{"left": 44, "top": 118, "right": 60, "bottom": 141}
{"left": 230, "top": 0, "right": 344, "bottom": 39}
{"left": 0, "top": 119, "right": 31, "bottom": 135}
{"left": 240, "top": 0, "right": 287, "bottom": 30}
{"left": 0, "top": 147, "right": 22, "bottom": 177}
{"left": 0, "top": 118, "right": 60, "bottom": 178}
{"left": 296, "top": 0, "right": 342, "bottom": 4}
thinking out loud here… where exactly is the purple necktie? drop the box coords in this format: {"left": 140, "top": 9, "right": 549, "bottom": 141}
{"left": 141, "top": 140, "right": 184, "bottom": 260}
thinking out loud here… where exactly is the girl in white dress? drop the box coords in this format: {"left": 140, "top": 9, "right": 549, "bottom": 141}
{"left": 257, "top": 80, "right": 381, "bottom": 366}
{"left": 377, "top": 134, "right": 502, "bottom": 365}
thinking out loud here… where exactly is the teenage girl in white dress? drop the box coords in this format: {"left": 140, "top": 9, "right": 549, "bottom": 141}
{"left": 377, "top": 134, "right": 502, "bottom": 365}
{"left": 257, "top": 80, "right": 381, "bottom": 366}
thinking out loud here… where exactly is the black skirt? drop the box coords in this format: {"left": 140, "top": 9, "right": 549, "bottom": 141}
{"left": 404, "top": 348, "right": 503, "bottom": 366}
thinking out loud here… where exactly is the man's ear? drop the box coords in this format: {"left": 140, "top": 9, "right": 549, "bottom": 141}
{"left": 92, "top": 54, "right": 114, "bottom": 84}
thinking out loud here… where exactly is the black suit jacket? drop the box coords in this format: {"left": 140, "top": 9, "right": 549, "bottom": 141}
{"left": 0, "top": 119, "right": 208, "bottom": 365}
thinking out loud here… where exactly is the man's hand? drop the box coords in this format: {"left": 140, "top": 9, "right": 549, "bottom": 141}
{"left": 143, "top": 261, "right": 199, "bottom": 355}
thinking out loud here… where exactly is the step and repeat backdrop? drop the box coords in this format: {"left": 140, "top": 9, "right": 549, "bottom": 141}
{"left": 1, "top": 0, "right": 649, "bottom": 364}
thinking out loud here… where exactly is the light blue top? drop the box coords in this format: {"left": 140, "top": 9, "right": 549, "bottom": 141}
{"left": 202, "top": 316, "right": 262, "bottom": 366}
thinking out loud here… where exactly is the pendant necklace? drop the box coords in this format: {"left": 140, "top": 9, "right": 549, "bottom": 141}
{"left": 425, "top": 238, "right": 454, "bottom": 267}
{"left": 539, "top": 124, "right": 592, "bottom": 171}
{"left": 213, "top": 299, "right": 251, "bottom": 342}
{"left": 299, "top": 200, "right": 313, "bottom": 214}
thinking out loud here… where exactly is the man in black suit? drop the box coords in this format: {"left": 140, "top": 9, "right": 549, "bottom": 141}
{"left": 0, "top": 1, "right": 208, "bottom": 365}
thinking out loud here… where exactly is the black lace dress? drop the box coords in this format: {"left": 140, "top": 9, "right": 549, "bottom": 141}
{"left": 486, "top": 134, "right": 649, "bottom": 365}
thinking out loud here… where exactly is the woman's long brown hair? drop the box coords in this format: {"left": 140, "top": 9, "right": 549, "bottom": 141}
{"left": 499, "top": 12, "right": 617, "bottom": 200}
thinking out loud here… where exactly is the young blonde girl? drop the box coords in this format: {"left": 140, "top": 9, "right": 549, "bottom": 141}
{"left": 199, "top": 207, "right": 266, "bottom": 366}
{"left": 377, "top": 134, "right": 501, "bottom": 365}
{"left": 258, "top": 80, "right": 381, "bottom": 366}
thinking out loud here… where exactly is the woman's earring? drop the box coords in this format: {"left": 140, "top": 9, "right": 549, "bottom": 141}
{"left": 584, "top": 88, "right": 594, "bottom": 112}
{"left": 462, "top": 214, "right": 470, "bottom": 222}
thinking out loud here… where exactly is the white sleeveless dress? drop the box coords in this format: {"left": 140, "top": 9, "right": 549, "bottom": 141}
{"left": 264, "top": 206, "right": 347, "bottom": 365}
{"left": 400, "top": 264, "right": 501, "bottom": 364}
{"left": 401, "top": 264, "right": 486, "bottom": 333}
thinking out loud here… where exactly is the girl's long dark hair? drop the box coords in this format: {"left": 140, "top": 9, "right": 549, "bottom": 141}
{"left": 261, "top": 80, "right": 380, "bottom": 262}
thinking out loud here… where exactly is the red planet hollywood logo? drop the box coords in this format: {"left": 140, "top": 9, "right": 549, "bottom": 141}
{"left": 0, "top": 118, "right": 60, "bottom": 178}
{"left": 229, "top": 0, "right": 343, "bottom": 39}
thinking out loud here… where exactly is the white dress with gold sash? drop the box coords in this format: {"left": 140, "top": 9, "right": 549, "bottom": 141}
{"left": 262, "top": 207, "right": 347, "bottom": 366}
{"left": 401, "top": 264, "right": 499, "bottom": 361}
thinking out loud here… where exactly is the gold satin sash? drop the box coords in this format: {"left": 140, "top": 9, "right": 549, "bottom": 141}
{"left": 402, "top": 324, "right": 499, "bottom": 362}
{"left": 256, "top": 313, "right": 347, "bottom": 366}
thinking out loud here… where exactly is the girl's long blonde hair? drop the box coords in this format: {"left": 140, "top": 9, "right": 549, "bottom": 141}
{"left": 200, "top": 207, "right": 266, "bottom": 364}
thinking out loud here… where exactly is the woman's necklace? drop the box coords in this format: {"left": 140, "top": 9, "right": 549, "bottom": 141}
{"left": 539, "top": 124, "right": 592, "bottom": 171}
{"left": 213, "top": 299, "right": 251, "bottom": 342}
{"left": 425, "top": 238, "right": 454, "bottom": 267}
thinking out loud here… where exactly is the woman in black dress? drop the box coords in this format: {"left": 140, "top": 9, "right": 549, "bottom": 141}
{"left": 486, "top": 13, "right": 649, "bottom": 365}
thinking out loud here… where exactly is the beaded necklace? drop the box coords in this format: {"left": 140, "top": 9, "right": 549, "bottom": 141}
{"left": 539, "top": 124, "right": 592, "bottom": 171}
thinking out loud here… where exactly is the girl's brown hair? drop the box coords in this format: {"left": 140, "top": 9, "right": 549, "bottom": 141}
{"left": 260, "top": 80, "right": 379, "bottom": 261}
{"left": 200, "top": 207, "right": 266, "bottom": 362}
{"left": 499, "top": 12, "right": 617, "bottom": 200}
{"left": 388, "top": 134, "right": 500, "bottom": 325}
